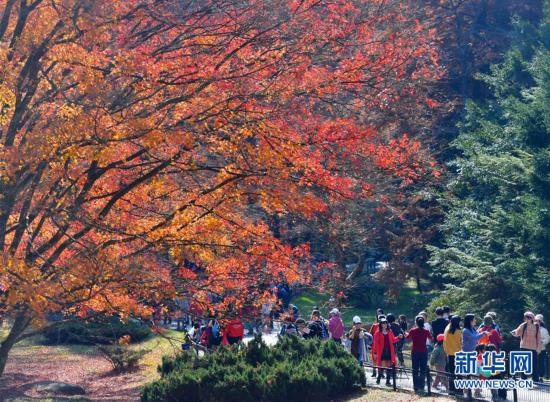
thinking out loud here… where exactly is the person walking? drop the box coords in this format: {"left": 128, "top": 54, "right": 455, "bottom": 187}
{"left": 419, "top": 311, "right": 433, "bottom": 353}
{"left": 486, "top": 311, "right": 501, "bottom": 334}
{"left": 370, "top": 313, "right": 385, "bottom": 377}
{"left": 348, "top": 316, "right": 370, "bottom": 365}
{"left": 398, "top": 314, "right": 408, "bottom": 332}
{"left": 511, "top": 311, "right": 541, "bottom": 381}
{"left": 328, "top": 308, "right": 344, "bottom": 343}
{"left": 462, "top": 314, "right": 487, "bottom": 352}
{"left": 478, "top": 314, "right": 503, "bottom": 351}
{"left": 304, "top": 310, "right": 327, "bottom": 339}
{"left": 444, "top": 315, "right": 462, "bottom": 395}
{"left": 406, "top": 315, "right": 432, "bottom": 393}
{"left": 535, "top": 314, "right": 549, "bottom": 382}
{"left": 224, "top": 317, "right": 245, "bottom": 345}
{"left": 387, "top": 314, "right": 405, "bottom": 367}
{"left": 431, "top": 307, "right": 448, "bottom": 339}
{"left": 373, "top": 318, "right": 400, "bottom": 386}
{"left": 430, "top": 334, "right": 448, "bottom": 390}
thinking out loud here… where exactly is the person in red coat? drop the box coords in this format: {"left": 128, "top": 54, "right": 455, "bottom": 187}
{"left": 224, "top": 318, "right": 244, "bottom": 345}
{"left": 373, "top": 318, "right": 401, "bottom": 385}
{"left": 369, "top": 313, "right": 384, "bottom": 378}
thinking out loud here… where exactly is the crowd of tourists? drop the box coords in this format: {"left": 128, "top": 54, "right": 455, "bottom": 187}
{"left": 264, "top": 305, "right": 549, "bottom": 398}
{"left": 178, "top": 297, "right": 549, "bottom": 399}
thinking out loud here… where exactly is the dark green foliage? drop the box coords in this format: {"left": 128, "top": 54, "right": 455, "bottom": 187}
{"left": 141, "top": 335, "right": 365, "bottom": 402}
{"left": 429, "top": 1, "right": 550, "bottom": 331}
{"left": 345, "top": 273, "right": 386, "bottom": 307}
{"left": 98, "top": 344, "right": 149, "bottom": 372}
{"left": 42, "top": 316, "right": 152, "bottom": 345}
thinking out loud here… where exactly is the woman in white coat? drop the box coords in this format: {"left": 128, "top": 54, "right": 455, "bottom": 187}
{"left": 535, "top": 314, "right": 549, "bottom": 381}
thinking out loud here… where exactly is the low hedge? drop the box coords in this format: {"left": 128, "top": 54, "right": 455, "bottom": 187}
{"left": 142, "top": 335, "right": 365, "bottom": 402}
{"left": 42, "top": 316, "right": 152, "bottom": 345}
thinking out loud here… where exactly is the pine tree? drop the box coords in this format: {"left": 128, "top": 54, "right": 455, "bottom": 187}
{"left": 429, "top": 1, "right": 550, "bottom": 329}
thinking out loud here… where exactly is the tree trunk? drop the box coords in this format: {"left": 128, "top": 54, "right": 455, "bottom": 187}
{"left": 415, "top": 269, "right": 423, "bottom": 294}
{"left": 0, "top": 313, "right": 31, "bottom": 377}
{"left": 346, "top": 253, "right": 366, "bottom": 283}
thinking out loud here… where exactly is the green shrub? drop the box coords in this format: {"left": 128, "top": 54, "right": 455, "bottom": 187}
{"left": 141, "top": 334, "right": 365, "bottom": 402}
{"left": 346, "top": 274, "right": 386, "bottom": 307}
{"left": 42, "top": 316, "right": 151, "bottom": 345}
{"left": 98, "top": 344, "right": 149, "bottom": 372}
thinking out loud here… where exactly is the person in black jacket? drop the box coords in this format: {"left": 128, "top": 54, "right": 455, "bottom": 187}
{"left": 387, "top": 314, "right": 405, "bottom": 367}
{"left": 304, "top": 310, "right": 326, "bottom": 339}
{"left": 431, "top": 307, "right": 449, "bottom": 338}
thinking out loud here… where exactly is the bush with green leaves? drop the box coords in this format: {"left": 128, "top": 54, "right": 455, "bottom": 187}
{"left": 42, "top": 316, "right": 152, "bottom": 345}
{"left": 98, "top": 343, "right": 150, "bottom": 372}
{"left": 345, "top": 273, "right": 386, "bottom": 307}
{"left": 141, "top": 335, "right": 365, "bottom": 402}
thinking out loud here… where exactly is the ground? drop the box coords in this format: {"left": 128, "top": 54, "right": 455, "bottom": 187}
{"left": 0, "top": 284, "right": 432, "bottom": 401}
{"left": 0, "top": 327, "right": 186, "bottom": 401}
{"left": 346, "top": 388, "right": 453, "bottom": 402}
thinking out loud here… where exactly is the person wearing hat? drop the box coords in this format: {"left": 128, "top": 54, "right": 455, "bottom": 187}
{"left": 486, "top": 311, "right": 501, "bottom": 334}
{"left": 405, "top": 315, "right": 432, "bottom": 393}
{"left": 373, "top": 317, "right": 401, "bottom": 386}
{"left": 511, "top": 311, "right": 541, "bottom": 381}
{"left": 348, "top": 316, "right": 370, "bottom": 365}
{"left": 477, "top": 314, "right": 503, "bottom": 351}
{"left": 535, "top": 314, "right": 549, "bottom": 382}
{"left": 287, "top": 304, "right": 299, "bottom": 321}
{"left": 430, "top": 334, "right": 447, "bottom": 390}
{"left": 328, "top": 308, "right": 344, "bottom": 343}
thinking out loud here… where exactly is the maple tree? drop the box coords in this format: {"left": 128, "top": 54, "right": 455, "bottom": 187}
{"left": 0, "top": 0, "right": 440, "bottom": 375}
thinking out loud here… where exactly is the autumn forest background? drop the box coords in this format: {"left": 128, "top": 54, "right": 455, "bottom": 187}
{"left": 0, "top": 0, "right": 549, "bottom": 399}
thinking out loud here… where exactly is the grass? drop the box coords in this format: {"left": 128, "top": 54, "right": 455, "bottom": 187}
{"left": 292, "top": 280, "right": 432, "bottom": 326}
{"left": 1, "top": 321, "right": 188, "bottom": 382}
{"left": 130, "top": 329, "right": 187, "bottom": 378}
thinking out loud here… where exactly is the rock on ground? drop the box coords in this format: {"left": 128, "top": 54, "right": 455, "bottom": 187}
{"left": 32, "top": 380, "right": 86, "bottom": 396}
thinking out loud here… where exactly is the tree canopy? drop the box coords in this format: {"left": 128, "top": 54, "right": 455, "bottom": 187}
{"left": 0, "top": 0, "right": 441, "bottom": 374}
{"left": 429, "top": 1, "right": 550, "bottom": 328}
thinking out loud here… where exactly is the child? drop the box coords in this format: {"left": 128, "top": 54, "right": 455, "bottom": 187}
{"left": 430, "top": 334, "right": 448, "bottom": 389}
{"left": 474, "top": 343, "right": 486, "bottom": 398}
{"left": 485, "top": 343, "right": 506, "bottom": 401}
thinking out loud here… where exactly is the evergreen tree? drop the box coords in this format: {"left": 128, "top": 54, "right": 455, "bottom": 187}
{"left": 429, "top": 1, "right": 550, "bottom": 330}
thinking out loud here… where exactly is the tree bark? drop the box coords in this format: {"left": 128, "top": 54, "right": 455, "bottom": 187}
{"left": 346, "top": 253, "right": 366, "bottom": 283}
{"left": 0, "top": 313, "right": 31, "bottom": 377}
{"left": 415, "top": 268, "right": 423, "bottom": 294}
